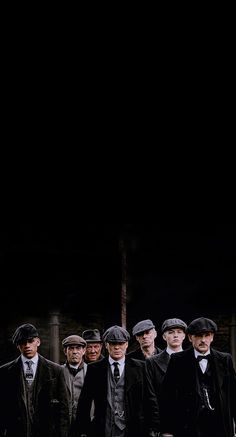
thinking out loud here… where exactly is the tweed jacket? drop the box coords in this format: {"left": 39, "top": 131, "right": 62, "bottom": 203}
{"left": 0, "top": 354, "right": 70, "bottom": 437}
{"left": 76, "top": 356, "right": 145, "bottom": 437}
{"left": 160, "top": 347, "right": 236, "bottom": 437}
{"left": 62, "top": 362, "right": 87, "bottom": 422}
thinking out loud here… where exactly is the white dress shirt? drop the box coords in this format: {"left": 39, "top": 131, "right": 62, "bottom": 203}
{"left": 194, "top": 349, "right": 210, "bottom": 373}
{"left": 108, "top": 356, "right": 125, "bottom": 378}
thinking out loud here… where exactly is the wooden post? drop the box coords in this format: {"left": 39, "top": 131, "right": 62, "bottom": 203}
{"left": 120, "top": 238, "right": 127, "bottom": 329}
{"left": 230, "top": 313, "right": 236, "bottom": 369}
{"left": 49, "top": 311, "right": 60, "bottom": 363}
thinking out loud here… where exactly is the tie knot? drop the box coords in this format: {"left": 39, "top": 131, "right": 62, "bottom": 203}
{"left": 69, "top": 367, "right": 79, "bottom": 377}
{"left": 113, "top": 362, "right": 119, "bottom": 368}
{"left": 25, "top": 360, "right": 33, "bottom": 369}
{"left": 197, "top": 355, "right": 210, "bottom": 362}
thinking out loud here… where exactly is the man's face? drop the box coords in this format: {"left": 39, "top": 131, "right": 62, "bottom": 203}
{"left": 106, "top": 342, "right": 128, "bottom": 360}
{"left": 85, "top": 342, "right": 102, "bottom": 362}
{"left": 64, "top": 345, "right": 85, "bottom": 365}
{"left": 162, "top": 328, "right": 185, "bottom": 349}
{"left": 17, "top": 337, "right": 40, "bottom": 358}
{"left": 136, "top": 328, "right": 157, "bottom": 348}
{"left": 188, "top": 331, "right": 214, "bottom": 353}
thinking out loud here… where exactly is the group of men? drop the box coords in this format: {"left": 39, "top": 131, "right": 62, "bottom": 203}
{"left": 0, "top": 316, "right": 235, "bottom": 437}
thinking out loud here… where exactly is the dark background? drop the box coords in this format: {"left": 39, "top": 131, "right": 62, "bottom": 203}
{"left": 1, "top": 223, "right": 235, "bottom": 331}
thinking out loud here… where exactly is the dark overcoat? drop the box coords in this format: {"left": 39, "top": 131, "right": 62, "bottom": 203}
{"left": 160, "top": 347, "right": 236, "bottom": 437}
{"left": 145, "top": 349, "right": 170, "bottom": 433}
{"left": 0, "top": 354, "right": 70, "bottom": 437}
{"left": 76, "top": 356, "right": 145, "bottom": 437}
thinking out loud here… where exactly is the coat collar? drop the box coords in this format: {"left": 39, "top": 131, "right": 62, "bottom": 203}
{"left": 153, "top": 349, "right": 170, "bottom": 373}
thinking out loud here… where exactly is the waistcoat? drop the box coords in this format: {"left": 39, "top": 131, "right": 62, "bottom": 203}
{"left": 105, "top": 365, "right": 126, "bottom": 436}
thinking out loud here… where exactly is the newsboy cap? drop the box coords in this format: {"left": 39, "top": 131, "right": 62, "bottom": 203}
{"left": 12, "top": 323, "right": 39, "bottom": 345}
{"left": 132, "top": 319, "right": 155, "bottom": 336}
{"left": 102, "top": 325, "right": 130, "bottom": 343}
{"left": 82, "top": 329, "right": 102, "bottom": 343}
{"left": 187, "top": 317, "right": 217, "bottom": 335}
{"left": 62, "top": 335, "right": 86, "bottom": 348}
{"left": 161, "top": 318, "right": 187, "bottom": 333}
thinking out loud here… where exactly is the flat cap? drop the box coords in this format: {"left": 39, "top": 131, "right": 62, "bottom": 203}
{"left": 187, "top": 317, "right": 217, "bottom": 335}
{"left": 132, "top": 319, "right": 155, "bottom": 336}
{"left": 82, "top": 329, "right": 102, "bottom": 343}
{"left": 12, "top": 323, "right": 39, "bottom": 345}
{"left": 161, "top": 318, "right": 187, "bottom": 333}
{"left": 102, "top": 325, "right": 130, "bottom": 343}
{"left": 62, "top": 335, "right": 86, "bottom": 348}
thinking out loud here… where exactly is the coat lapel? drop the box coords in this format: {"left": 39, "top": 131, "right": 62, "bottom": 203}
{"left": 61, "top": 364, "right": 72, "bottom": 394}
{"left": 9, "top": 357, "right": 28, "bottom": 421}
{"left": 211, "top": 348, "right": 227, "bottom": 389}
{"left": 33, "top": 354, "right": 51, "bottom": 402}
{"left": 156, "top": 350, "right": 170, "bottom": 373}
{"left": 125, "top": 359, "right": 142, "bottom": 392}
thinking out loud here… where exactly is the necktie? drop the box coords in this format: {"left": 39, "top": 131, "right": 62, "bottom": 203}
{"left": 69, "top": 367, "right": 79, "bottom": 377}
{"left": 197, "top": 355, "right": 210, "bottom": 362}
{"left": 113, "top": 362, "right": 120, "bottom": 383}
{"left": 25, "top": 360, "right": 34, "bottom": 384}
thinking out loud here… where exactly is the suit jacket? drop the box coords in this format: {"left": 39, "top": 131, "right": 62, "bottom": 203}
{"left": 0, "top": 354, "right": 70, "bottom": 437}
{"left": 145, "top": 349, "right": 170, "bottom": 433}
{"left": 76, "top": 356, "right": 145, "bottom": 437}
{"left": 160, "top": 347, "right": 236, "bottom": 437}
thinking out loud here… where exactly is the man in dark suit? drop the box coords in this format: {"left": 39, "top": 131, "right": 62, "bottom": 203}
{"left": 160, "top": 317, "right": 236, "bottom": 437}
{"left": 127, "top": 319, "right": 162, "bottom": 360}
{"left": 0, "top": 323, "right": 70, "bottom": 437}
{"left": 76, "top": 325, "right": 145, "bottom": 437}
{"left": 145, "top": 318, "right": 187, "bottom": 436}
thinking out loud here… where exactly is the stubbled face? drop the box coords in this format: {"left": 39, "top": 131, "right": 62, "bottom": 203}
{"left": 85, "top": 342, "right": 103, "bottom": 362}
{"left": 162, "top": 328, "right": 185, "bottom": 350}
{"left": 17, "top": 337, "right": 40, "bottom": 358}
{"left": 106, "top": 342, "right": 128, "bottom": 360}
{"left": 64, "top": 345, "right": 85, "bottom": 365}
{"left": 188, "top": 332, "right": 214, "bottom": 353}
{"left": 136, "top": 328, "right": 157, "bottom": 349}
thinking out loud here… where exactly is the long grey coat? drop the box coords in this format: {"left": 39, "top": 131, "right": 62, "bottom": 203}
{"left": 62, "top": 362, "right": 87, "bottom": 437}
{"left": 0, "top": 354, "right": 70, "bottom": 437}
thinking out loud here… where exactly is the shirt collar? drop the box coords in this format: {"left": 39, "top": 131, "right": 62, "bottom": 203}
{"left": 21, "top": 353, "right": 39, "bottom": 366}
{"left": 67, "top": 361, "right": 84, "bottom": 370}
{"left": 166, "top": 346, "right": 183, "bottom": 355}
{"left": 108, "top": 356, "right": 125, "bottom": 366}
{"left": 194, "top": 349, "right": 210, "bottom": 359}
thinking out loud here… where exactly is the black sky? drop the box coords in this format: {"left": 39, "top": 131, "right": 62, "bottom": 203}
{"left": 1, "top": 224, "right": 236, "bottom": 330}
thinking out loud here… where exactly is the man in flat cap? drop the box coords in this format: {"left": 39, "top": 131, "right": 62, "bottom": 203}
{"left": 82, "top": 329, "right": 104, "bottom": 363}
{"left": 127, "top": 319, "right": 162, "bottom": 360}
{"left": 61, "top": 335, "right": 87, "bottom": 436}
{"left": 76, "top": 325, "right": 146, "bottom": 437}
{"left": 145, "top": 318, "right": 187, "bottom": 436}
{"left": 0, "top": 323, "right": 69, "bottom": 437}
{"left": 159, "top": 317, "right": 236, "bottom": 437}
